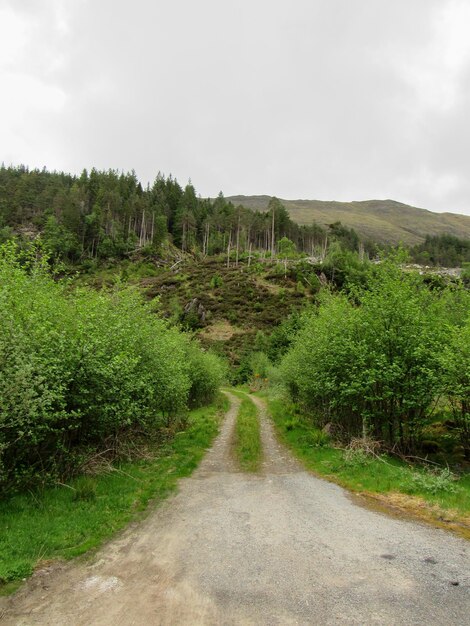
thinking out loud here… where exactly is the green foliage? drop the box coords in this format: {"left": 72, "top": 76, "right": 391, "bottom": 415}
{"left": 280, "top": 258, "right": 451, "bottom": 451}
{"left": 72, "top": 477, "right": 98, "bottom": 502}
{"left": 0, "top": 397, "right": 225, "bottom": 586}
{"left": 0, "top": 165, "right": 337, "bottom": 264}
{"left": 267, "top": 396, "right": 470, "bottom": 517}
{"left": 250, "top": 352, "right": 270, "bottom": 379}
{"left": 0, "top": 243, "right": 225, "bottom": 493}
{"left": 266, "top": 310, "right": 310, "bottom": 363}
{"left": 320, "top": 243, "right": 369, "bottom": 290}
{"left": 186, "top": 345, "right": 227, "bottom": 407}
{"left": 461, "top": 262, "right": 470, "bottom": 285}
{"left": 440, "top": 313, "right": 470, "bottom": 459}
{"left": 232, "top": 393, "right": 262, "bottom": 472}
{"left": 328, "top": 221, "right": 359, "bottom": 252}
{"left": 277, "top": 236, "right": 296, "bottom": 258}
{"left": 209, "top": 274, "right": 223, "bottom": 289}
{"left": 411, "top": 233, "right": 470, "bottom": 267}
{"left": 402, "top": 468, "right": 458, "bottom": 496}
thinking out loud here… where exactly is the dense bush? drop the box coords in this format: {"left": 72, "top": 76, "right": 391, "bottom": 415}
{"left": 0, "top": 243, "right": 225, "bottom": 492}
{"left": 441, "top": 316, "right": 470, "bottom": 459}
{"left": 280, "top": 258, "right": 465, "bottom": 452}
{"left": 185, "top": 343, "right": 227, "bottom": 407}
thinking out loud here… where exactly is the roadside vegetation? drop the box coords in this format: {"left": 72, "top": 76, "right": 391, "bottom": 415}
{"left": 278, "top": 254, "right": 470, "bottom": 460}
{"left": 231, "top": 392, "right": 262, "bottom": 472}
{"left": 1, "top": 162, "right": 470, "bottom": 587}
{"left": 0, "top": 242, "right": 226, "bottom": 495}
{"left": 266, "top": 396, "right": 470, "bottom": 537}
{"left": 0, "top": 396, "right": 227, "bottom": 592}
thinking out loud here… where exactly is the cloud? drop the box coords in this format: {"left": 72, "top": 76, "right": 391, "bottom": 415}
{"left": 0, "top": 0, "right": 469, "bottom": 215}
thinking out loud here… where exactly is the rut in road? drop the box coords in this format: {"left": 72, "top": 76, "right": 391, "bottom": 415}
{"left": 1, "top": 392, "right": 469, "bottom": 626}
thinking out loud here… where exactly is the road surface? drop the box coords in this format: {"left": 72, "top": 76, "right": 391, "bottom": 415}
{"left": 1, "top": 393, "right": 468, "bottom": 625}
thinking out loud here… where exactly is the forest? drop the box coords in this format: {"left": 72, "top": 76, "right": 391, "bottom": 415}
{"left": 1, "top": 163, "right": 470, "bottom": 592}
{"left": 0, "top": 166, "right": 469, "bottom": 480}
{"left": 0, "top": 242, "right": 225, "bottom": 494}
{"left": 0, "top": 165, "right": 334, "bottom": 261}
{"left": 2, "top": 164, "right": 469, "bottom": 266}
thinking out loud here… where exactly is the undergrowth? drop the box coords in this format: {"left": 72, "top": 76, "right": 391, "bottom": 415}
{"left": 0, "top": 394, "right": 228, "bottom": 592}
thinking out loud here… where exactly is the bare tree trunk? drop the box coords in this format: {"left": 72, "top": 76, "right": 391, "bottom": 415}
{"left": 248, "top": 241, "right": 252, "bottom": 267}
{"left": 227, "top": 231, "right": 232, "bottom": 268}
{"left": 139, "top": 209, "right": 145, "bottom": 247}
{"left": 359, "top": 241, "right": 364, "bottom": 263}
{"left": 203, "top": 222, "right": 210, "bottom": 256}
{"left": 236, "top": 209, "right": 240, "bottom": 266}
{"left": 271, "top": 206, "right": 275, "bottom": 257}
{"left": 322, "top": 234, "right": 328, "bottom": 261}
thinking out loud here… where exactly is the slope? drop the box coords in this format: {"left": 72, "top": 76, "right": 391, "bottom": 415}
{"left": 227, "top": 196, "right": 470, "bottom": 245}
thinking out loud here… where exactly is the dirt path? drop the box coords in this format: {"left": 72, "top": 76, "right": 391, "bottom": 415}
{"left": 1, "top": 393, "right": 469, "bottom": 625}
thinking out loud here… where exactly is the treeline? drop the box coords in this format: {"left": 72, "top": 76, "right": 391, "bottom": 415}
{"left": 3, "top": 165, "right": 468, "bottom": 266}
{"left": 410, "top": 234, "right": 470, "bottom": 267}
{"left": 0, "top": 243, "right": 225, "bottom": 494}
{"left": 0, "top": 165, "right": 339, "bottom": 261}
{"left": 277, "top": 257, "right": 470, "bottom": 458}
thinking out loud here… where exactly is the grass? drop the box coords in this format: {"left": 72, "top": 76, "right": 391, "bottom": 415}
{"left": 226, "top": 196, "right": 470, "bottom": 245}
{"left": 0, "top": 395, "right": 228, "bottom": 592}
{"left": 231, "top": 390, "right": 262, "bottom": 472}
{"left": 265, "top": 395, "right": 470, "bottom": 537}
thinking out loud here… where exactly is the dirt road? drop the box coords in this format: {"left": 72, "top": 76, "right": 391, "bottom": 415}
{"left": 1, "top": 393, "right": 469, "bottom": 625}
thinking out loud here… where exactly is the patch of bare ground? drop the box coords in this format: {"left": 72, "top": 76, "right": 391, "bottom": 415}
{"left": 253, "top": 277, "right": 286, "bottom": 294}
{"left": 198, "top": 320, "right": 243, "bottom": 342}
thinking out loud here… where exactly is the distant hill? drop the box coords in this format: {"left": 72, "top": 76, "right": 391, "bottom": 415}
{"left": 226, "top": 196, "right": 470, "bottom": 245}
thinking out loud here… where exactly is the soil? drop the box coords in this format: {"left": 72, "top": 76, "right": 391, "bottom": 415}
{"left": 1, "top": 394, "right": 469, "bottom": 625}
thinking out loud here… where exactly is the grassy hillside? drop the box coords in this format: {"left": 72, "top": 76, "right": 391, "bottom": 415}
{"left": 227, "top": 196, "right": 470, "bottom": 245}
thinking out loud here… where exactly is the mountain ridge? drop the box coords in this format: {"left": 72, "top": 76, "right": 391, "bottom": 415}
{"left": 225, "top": 196, "right": 470, "bottom": 245}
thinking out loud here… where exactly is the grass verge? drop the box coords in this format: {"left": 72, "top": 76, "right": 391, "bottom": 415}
{"left": 231, "top": 390, "right": 262, "bottom": 472}
{"left": 266, "top": 395, "right": 470, "bottom": 539}
{"left": 0, "top": 394, "right": 228, "bottom": 593}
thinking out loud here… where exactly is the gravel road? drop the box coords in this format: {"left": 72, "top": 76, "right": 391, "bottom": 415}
{"left": 1, "top": 393, "right": 469, "bottom": 625}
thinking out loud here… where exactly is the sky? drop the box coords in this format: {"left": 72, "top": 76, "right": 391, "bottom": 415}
{"left": 1, "top": 0, "right": 470, "bottom": 215}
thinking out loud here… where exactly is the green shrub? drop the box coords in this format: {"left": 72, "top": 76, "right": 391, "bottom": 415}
{"left": 440, "top": 313, "right": 470, "bottom": 459}
{"left": 186, "top": 344, "right": 227, "bottom": 407}
{"left": 0, "top": 243, "right": 225, "bottom": 493}
{"left": 401, "top": 468, "right": 458, "bottom": 495}
{"left": 209, "top": 274, "right": 223, "bottom": 289}
{"left": 280, "top": 257, "right": 450, "bottom": 452}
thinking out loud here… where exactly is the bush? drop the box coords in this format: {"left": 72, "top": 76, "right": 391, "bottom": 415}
{"left": 440, "top": 312, "right": 470, "bottom": 459}
{"left": 186, "top": 344, "right": 227, "bottom": 407}
{"left": 401, "top": 468, "right": 458, "bottom": 495}
{"left": 280, "top": 257, "right": 450, "bottom": 452}
{"left": 0, "top": 243, "right": 224, "bottom": 493}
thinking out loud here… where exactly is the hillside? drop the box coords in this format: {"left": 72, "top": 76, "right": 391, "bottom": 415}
{"left": 226, "top": 196, "right": 470, "bottom": 245}
{"left": 81, "top": 256, "right": 309, "bottom": 371}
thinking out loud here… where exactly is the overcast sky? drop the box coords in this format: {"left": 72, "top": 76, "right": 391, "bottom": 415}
{"left": 1, "top": 0, "right": 470, "bottom": 215}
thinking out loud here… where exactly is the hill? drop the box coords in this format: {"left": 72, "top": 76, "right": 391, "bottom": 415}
{"left": 226, "top": 196, "right": 470, "bottom": 245}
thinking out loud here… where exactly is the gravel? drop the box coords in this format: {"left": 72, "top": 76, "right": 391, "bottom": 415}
{"left": 1, "top": 392, "right": 469, "bottom": 625}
